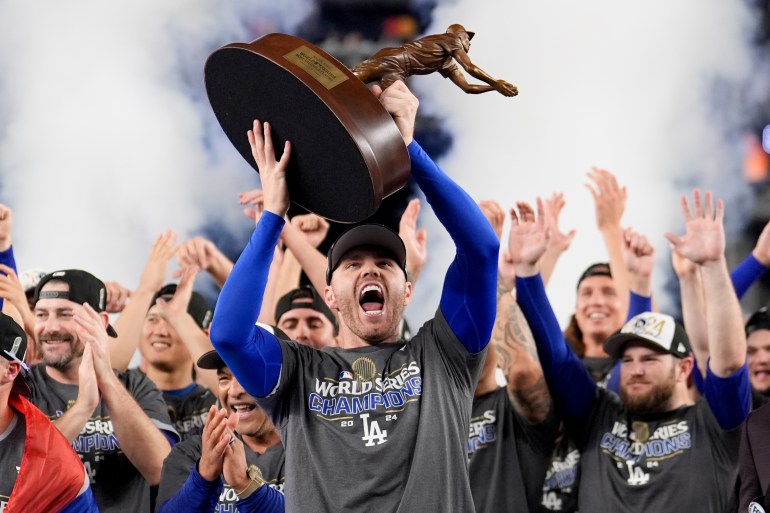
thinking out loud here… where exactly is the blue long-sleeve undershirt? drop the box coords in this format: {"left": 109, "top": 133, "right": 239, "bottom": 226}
{"left": 408, "top": 142, "right": 498, "bottom": 353}
{"left": 516, "top": 273, "right": 597, "bottom": 423}
{"left": 210, "top": 213, "right": 284, "bottom": 398}
{"left": 158, "top": 463, "right": 285, "bottom": 513}
{"left": 731, "top": 252, "right": 767, "bottom": 299}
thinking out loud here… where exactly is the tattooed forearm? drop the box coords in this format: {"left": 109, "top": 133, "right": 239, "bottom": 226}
{"left": 492, "top": 295, "right": 551, "bottom": 423}
{"left": 511, "top": 376, "right": 551, "bottom": 424}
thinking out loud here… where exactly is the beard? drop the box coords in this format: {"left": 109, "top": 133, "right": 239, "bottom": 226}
{"left": 40, "top": 332, "right": 83, "bottom": 370}
{"left": 620, "top": 366, "right": 677, "bottom": 414}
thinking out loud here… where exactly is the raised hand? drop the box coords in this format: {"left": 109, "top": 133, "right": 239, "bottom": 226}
{"left": 291, "top": 213, "right": 330, "bottom": 249}
{"left": 248, "top": 120, "right": 291, "bottom": 218}
{"left": 153, "top": 266, "right": 200, "bottom": 321}
{"left": 665, "top": 189, "right": 725, "bottom": 265}
{"left": 104, "top": 281, "right": 131, "bottom": 313}
{"left": 139, "top": 230, "right": 177, "bottom": 293}
{"left": 239, "top": 188, "right": 265, "bottom": 224}
{"left": 399, "top": 199, "right": 428, "bottom": 282}
{"left": 543, "top": 192, "right": 576, "bottom": 254}
{"left": 478, "top": 200, "right": 506, "bottom": 240}
{"left": 372, "top": 80, "right": 418, "bottom": 146}
{"left": 585, "top": 167, "right": 627, "bottom": 231}
{"left": 507, "top": 198, "right": 550, "bottom": 277}
{"left": 622, "top": 227, "right": 655, "bottom": 296}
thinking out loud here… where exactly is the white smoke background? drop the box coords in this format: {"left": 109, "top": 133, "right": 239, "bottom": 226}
{"left": 0, "top": 0, "right": 311, "bottom": 289}
{"left": 0, "top": 0, "right": 765, "bottom": 329}
{"left": 406, "top": 0, "right": 765, "bottom": 326}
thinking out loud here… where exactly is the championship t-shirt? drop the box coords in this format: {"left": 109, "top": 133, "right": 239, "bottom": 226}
{"left": 157, "top": 434, "right": 285, "bottom": 510}
{"left": 162, "top": 384, "right": 217, "bottom": 441}
{"left": 0, "top": 410, "right": 25, "bottom": 509}
{"left": 574, "top": 389, "right": 741, "bottom": 512}
{"left": 29, "top": 365, "right": 177, "bottom": 513}
{"left": 468, "top": 386, "right": 556, "bottom": 513}
{"left": 259, "top": 310, "right": 485, "bottom": 513}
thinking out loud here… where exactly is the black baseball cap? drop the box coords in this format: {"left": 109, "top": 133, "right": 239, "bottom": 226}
{"left": 326, "top": 224, "right": 407, "bottom": 285}
{"left": 274, "top": 286, "right": 337, "bottom": 330}
{"left": 34, "top": 270, "right": 118, "bottom": 337}
{"left": 746, "top": 307, "right": 770, "bottom": 337}
{"left": 151, "top": 284, "right": 213, "bottom": 330}
{"left": 604, "top": 312, "right": 692, "bottom": 359}
{"left": 576, "top": 262, "right": 612, "bottom": 289}
{"left": 0, "top": 313, "right": 31, "bottom": 398}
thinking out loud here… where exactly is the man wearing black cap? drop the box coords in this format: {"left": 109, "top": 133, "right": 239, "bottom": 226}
{"left": 0, "top": 312, "right": 100, "bottom": 512}
{"left": 30, "top": 269, "right": 178, "bottom": 513}
{"left": 157, "top": 349, "right": 284, "bottom": 513}
{"left": 511, "top": 191, "right": 750, "bottom": 511}
{"left": 210, "top": 80, "right": 499, "bottom": 512}
{"left": 140, "top": 277, "right": 218, "bottom": 441}
{"left": 274, "top": 285, "right": 337, "bottom": 349}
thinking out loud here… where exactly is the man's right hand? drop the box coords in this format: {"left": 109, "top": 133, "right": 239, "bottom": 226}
{"left": 372, "top": 80, "right": 418, "bottom": 146}
{"left": 248, "top": 120, "right": 291, "bottom": 218}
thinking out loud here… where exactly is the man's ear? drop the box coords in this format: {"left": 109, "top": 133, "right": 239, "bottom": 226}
{"left": 403, "top": 281, "right": 413, "bottom": 306}
{"left": 324, "top": 286, "right": 338, "bottom": 312}
{"left": 677, "top": 356, "right": 694, "bottom": 383}
{"left": 1, "top": 361, "right": 21, "bottom": 386}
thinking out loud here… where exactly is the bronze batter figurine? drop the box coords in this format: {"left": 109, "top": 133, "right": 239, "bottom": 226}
{"left": 351, "top": 24, "right": 518, "bottom": 97}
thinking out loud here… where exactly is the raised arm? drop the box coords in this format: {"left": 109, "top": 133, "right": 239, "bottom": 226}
{"left": 665, "top": 189, "right": 750, "bottom": 429}
{"left": 111, "top": 230, "right": 177, "bottom": 371}
{"left": 671, "top": 242, "right": 708, "bottom": 378}
{"left": 585, "top": 168, "right": 630, "bottom": 320}
{"left": 175, "top": 236, "right": 234, "bottom": 290}
{"left": 622, "top": 227, "right": 655, "bottom": 318}
{"left": 509, "top": 198, "right": 597, "bottom": 423}
{"left": 209, "top": 121, "right": 289, "bottom": 398}
{"left": 539, "top": 192, "right": 576, "bottom": 286}
{"left": 375, "top": 81, "right": 499, "bottom": 353}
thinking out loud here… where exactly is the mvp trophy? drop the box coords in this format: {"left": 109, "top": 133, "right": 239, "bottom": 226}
{"left": 205, "top": 24, "right": 516, "bottom": 223}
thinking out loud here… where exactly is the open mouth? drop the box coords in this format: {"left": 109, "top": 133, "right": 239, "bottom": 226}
{"left": 231, "top": 404, "right": 257, "bottom": 417}
{"left": 151, "top": 341, "right": 172, "bottom": 349}
{"left": 360, "top": 284, "right": 384, "bottom": 315}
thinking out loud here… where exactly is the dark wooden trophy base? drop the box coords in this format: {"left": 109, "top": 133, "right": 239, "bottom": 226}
{"left": 205, "top": 33, "right": 411, "bottom": 223}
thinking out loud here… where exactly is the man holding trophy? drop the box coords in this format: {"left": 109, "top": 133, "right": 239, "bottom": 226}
{"left": 209, "top": 78, "right": 500, "bottom": 512}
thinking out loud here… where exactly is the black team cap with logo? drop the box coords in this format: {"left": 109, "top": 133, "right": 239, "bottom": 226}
{"left": 0, "top": 312, "right": 32, "bottom": 397}
{"left": 576, "top": 262, "right": 612, "bottom": 289}
{"left": 34, "top": 269, "right": 118, "bottom": 337}
{"left": 151, "top": 284, "right": 214, "bottom": 330}
{"left": 326, "top": 224, "right": 407, "bottom": 285}
{"left": 604, "top": 312, "right": 692, "bottom": 359}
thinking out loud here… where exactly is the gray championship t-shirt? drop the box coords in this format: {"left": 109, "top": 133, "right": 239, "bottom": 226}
{"left": 469, "top": 386, "right": 556, "bottom": 513}
{"left": 157, "top": 434, "right": 285, "bottom": 509}
{"left": 0, "top": 410, "right": 25, "bottom": 509}
{"left": 260, "top": 310, "right": 485, "bottom": 513}
{"left": 575, "top": 389, "right": 741, "bottom": 512}
{"left": 29, "top": 365, "right": 177, "bottom": 513}
{"left": 162, "top": 384, "right": 217, "bottom": 441}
